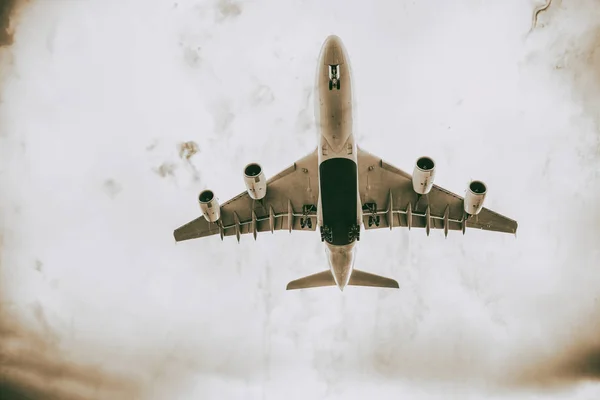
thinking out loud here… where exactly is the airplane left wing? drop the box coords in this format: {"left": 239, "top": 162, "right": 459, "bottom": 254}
{"left": 357, "top": 147, "right": 518, "bottom": 235}
{"left": 174, "top": 149, "right": 320, "bottom": 242}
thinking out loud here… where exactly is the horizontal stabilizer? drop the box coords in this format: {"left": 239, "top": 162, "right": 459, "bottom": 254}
{"left": 348, "top": 269, "right": 399, "bottom": 289}
{"left": 286, "top": 270, "right": 336, "bottom": 290}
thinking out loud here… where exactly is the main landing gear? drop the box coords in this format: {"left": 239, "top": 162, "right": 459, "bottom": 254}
{"left": 348, "top": 224, "right": 360, "bottom": 242}
{"left": 300, "top": 218, "right": 312, "bottom": 229}
{"left": 320, "top": 225, "right": 332, "bottom": 242}
{"left": 369, "top": 216, "right": 380, "bottom": 227}
{"left": 321, "top": 224, "right": 360, "bottom": 243}
{"left": 300, "top": 204, "right": 316, "bottom": 229}
{"left": 328, "top": 64, "right": 341, "bottom": 91}
{"left": 363, "top": 203, "right": 380, "bottom": 227}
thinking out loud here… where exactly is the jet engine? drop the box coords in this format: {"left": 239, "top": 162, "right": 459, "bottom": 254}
{"left": 243, "top": 162, "right": 267, "bottom": 200}
{"left": 198, "top": 189, "right": 221, "bottom": 222}
{"left": 463, "top": 180, "right": 487, "bottom": 215}
{"left": 412, "top": 156, "right": 436, "bottom": 195}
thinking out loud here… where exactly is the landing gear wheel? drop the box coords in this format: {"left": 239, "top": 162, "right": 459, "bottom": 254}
{"left": 329, "top": 81, "right": 333, "bottom": 90}
{"left": 348, "top": 224, "right": 360, "bottom": 242}
{"left": 320, "top": 225, "right": 332, "bottom": 242}
{"left": 368, "top": 215, "right": 380, "bottom": 227}
{"left": 336, "top": 80, "right": 340, "bottom": 90}
{"left": 300, "top": 217, "right": 312, "bottom": 229}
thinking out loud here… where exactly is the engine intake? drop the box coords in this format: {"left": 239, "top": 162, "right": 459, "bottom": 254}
{"left": 412, "top": 156, "right": 436, "bottom": 195}
{"left": 244, "top": 162, "right": 267, "bottom": 200}
{"left": 464, "top": 180, "right": 487, "bottom": 215}
{"left": 198, "top": 189, "right": 221, "bottom": 222}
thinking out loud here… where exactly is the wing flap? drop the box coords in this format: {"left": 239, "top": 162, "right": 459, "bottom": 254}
{"left": 362, "top": 205, "right": 515, "bottom": 234}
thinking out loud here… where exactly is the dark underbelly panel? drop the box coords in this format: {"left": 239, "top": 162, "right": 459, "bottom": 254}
{"left": 319, "top": 158, "right": 358, "bottom": 245}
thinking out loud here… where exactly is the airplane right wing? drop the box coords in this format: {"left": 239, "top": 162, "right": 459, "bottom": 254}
{"left": 357, "top": 147, "right": 518, "bottom": 235}
{"left": 174, "top": 149, "right": 320, "bottom": 242}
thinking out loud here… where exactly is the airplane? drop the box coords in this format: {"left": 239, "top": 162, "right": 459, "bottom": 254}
{"left": 173, "top": 35, "right": 518, "bottom": 292}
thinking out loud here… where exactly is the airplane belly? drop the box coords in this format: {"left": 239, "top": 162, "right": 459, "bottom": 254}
{"left": 317, "top": 66, "right": 352, "bottom": 153}
{"left": 319, "top": 158, "right": 358, "bottom": 246}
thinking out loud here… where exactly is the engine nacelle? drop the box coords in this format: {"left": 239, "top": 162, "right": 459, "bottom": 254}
{"left": 243, "top": 162, "right": 267, "bottom": 200}
{"left": 198, "top": 189, "right": 221, "bottom": 222}
{"left": 464, "top": 180, "right": 487, "bottom": 215}
{"left": 412, "top": 156, "right": 436, "bottom": 195}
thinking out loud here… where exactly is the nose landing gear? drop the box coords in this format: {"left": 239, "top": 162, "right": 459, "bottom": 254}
{"left": 328, "top": 65, "right": 341, "bottom": 91}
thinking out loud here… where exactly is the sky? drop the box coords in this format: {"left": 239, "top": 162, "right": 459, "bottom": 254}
{"left": 1, "top": 0, "right": 599, "bottom": 399}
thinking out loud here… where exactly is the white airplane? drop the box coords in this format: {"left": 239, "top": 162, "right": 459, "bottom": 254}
{"left": 174, "top": 35, "right": 518, "bottom": 292}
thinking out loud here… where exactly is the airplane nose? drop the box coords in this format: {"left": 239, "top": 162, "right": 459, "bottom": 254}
{"left": 324, "top": 34, "right": 342, "bottom": 46}
{"left": 322, "top": 35, "right": 345, "bottom": 65}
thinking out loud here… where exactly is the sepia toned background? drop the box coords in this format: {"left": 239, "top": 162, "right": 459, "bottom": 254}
{"left": 1, "top": 0, "right": 599, "bottom": 398}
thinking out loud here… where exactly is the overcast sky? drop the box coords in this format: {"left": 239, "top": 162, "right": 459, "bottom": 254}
{"left": 1, "top": 0, "right": 600, "bottom": 399}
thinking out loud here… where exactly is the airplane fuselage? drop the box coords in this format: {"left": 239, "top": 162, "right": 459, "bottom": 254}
{"left": 314, "top": 35, "right": 362, "bottom": 290}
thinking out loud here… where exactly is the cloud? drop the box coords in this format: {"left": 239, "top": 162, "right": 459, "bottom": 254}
{"left": 0, "top": 311, "right": 142, "bottom": 399}
{"left": 1, "top": 0, "right": 600, "bottom": 399}
{"left": 0, "top": 0, "right": 19, "bottom": 47}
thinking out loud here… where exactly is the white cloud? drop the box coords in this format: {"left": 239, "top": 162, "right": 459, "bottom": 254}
{"left": 1, "top": 0, "right": 599, "bottom": 398}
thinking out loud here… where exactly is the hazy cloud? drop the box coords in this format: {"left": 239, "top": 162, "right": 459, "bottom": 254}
{"left": 0, "top": 0, "right": 18, "bottom": 47}
{"left": 1, "top": 0, "right": 600, "bottom": 399}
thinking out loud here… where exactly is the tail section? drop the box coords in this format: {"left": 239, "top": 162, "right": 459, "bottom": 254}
{"left": 286, "top": 269, "right": 399, "bottom": 290}
{"left": 286, "top": 270, "right": 336, "bottom": 290}
{"left": 348, "top": 269, "right": 399, "bottom": 289}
